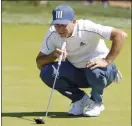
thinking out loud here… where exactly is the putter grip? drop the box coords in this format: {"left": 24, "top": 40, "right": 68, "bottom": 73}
{"left": 58, "top": 42, "right": 66, "bottom": 65}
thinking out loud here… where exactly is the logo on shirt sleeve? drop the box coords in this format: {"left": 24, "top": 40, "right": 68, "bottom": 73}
{"left": 80, "top": 42, "right": 85, "bottom": 46}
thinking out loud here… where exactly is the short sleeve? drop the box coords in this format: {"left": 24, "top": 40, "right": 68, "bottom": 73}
{"left": 84, "top": 20, "right": 113, "bottom": 40}
{"left": 40, "top": 31, "right": 56, "bottom": 55}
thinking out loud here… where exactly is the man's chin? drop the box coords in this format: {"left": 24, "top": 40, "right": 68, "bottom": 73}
{"left": 60, "top": 34, "right": 66, "bottom": 38}
{"left": 59, "top": 34, "right": 71, "bottom": 38}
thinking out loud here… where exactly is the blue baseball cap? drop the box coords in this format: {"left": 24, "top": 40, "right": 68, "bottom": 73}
{"left": 51, "top": 5, "right": 75, "bottom": 25}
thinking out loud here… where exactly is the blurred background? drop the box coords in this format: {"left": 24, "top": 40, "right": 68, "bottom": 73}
{"left": 2, "top": 0, "right": 131, "bottom": 27}
{"left": 2, "top": 1, "right": 131, "bottom": 126}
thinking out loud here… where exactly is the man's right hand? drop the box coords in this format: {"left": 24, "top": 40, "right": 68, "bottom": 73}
{"left": 51, "top": 48, "right": 67, "bottom": 60}
{"left": 36, "top": 48, "right": 67, "bottom": 70}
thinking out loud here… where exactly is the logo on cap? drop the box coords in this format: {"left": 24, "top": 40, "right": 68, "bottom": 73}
{"left": 56, "top": 10, "right": 63, "bottom": 19}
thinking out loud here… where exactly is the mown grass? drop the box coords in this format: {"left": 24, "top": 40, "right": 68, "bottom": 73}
{"left": 2, "top": 23, "right": 131, "bottom": 126}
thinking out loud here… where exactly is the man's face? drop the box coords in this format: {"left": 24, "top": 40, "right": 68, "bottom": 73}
{"left": 54, "top": 20, "right": 76, "bottom": 38}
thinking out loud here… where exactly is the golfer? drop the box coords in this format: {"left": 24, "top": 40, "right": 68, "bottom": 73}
{"left": 36, "top": 5, "right": 127, "bottom": 116}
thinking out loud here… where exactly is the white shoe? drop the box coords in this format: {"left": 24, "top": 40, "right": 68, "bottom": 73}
{"left": 83, "top": 103, "right": 105, "bottom": 117}
{"left": 68, "top": 94, "right": 89, "bottom": 116}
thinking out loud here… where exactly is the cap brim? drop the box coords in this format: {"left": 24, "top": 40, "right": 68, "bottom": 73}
{"left": 51, "top": 19, "right": 71, "bottom": 25}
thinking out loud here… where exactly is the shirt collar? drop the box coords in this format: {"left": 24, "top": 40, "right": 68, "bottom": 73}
{"left": 71, "top": 22, "right": 77, "bottom": 37}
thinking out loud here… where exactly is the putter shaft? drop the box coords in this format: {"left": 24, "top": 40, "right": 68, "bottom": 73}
{"left": 45, "top": 42, "right": 66, "bottom": 117}
{"left": 45, "top": 65, "right": 60, "bottom": 117}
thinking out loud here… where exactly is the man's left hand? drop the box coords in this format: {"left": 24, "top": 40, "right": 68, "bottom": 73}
{"left": 86, "top": 59, "right": 109, "bottom": 69}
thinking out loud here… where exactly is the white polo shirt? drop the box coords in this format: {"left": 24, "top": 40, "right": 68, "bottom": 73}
{"left": 40, "top": 19, "right": 113, "bottom": 68}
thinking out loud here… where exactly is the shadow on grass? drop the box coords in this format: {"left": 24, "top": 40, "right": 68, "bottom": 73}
{"left": 2, "top": 112, "right": 86, "bottom": 119}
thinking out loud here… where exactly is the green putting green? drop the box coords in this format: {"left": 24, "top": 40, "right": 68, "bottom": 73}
{"left": 2, "top": 23, "right": 131, "bottom": 126}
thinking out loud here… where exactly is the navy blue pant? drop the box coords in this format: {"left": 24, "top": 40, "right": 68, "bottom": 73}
{"left": 40, "top": 60, "right": 117, "bottom": 104}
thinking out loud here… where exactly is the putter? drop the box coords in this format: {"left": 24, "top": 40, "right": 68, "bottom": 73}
{"left": 34, "top": 42, "right": 67, "bottom": 124}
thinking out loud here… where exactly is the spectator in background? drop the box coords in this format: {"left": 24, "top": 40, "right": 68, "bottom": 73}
{"left": 85, "top": 0, "right": 109, "bottom": 8}
{"left": 87, "top": 0, "right": 94, "bottom": 4}
{"left": 87, "top": 0, "right": 93, "bottom": 4}
{"left": 102, "top": 0, "right": 109, "bottom": 8}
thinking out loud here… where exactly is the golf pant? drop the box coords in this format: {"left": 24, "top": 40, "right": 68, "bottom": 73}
{"left": 40, "top": 60, "right": 117, "bottom": 104}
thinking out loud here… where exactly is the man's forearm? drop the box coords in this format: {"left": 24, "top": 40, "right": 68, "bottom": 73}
{"left": 36, "top": 53, "right": 57, "bottom": 70}
{"left": 105, "top": 30, "right": 127, "bottom": 64}
{"left": 105, "top": 40, "right": 123, "bottom": 64}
